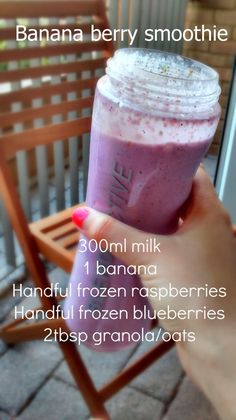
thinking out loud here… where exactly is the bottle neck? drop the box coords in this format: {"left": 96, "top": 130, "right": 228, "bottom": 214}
{"left": 105, "top": 48, "right": 221, "bottom": 117}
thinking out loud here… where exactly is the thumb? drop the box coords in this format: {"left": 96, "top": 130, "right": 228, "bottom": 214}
{"left": 72, "top": 206, "right": 165, "bottom": 266}
{"left": 179, "top": 166, "right": 229, "bottom": 230}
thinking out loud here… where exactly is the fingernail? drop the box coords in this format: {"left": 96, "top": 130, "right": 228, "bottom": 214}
{"left": 72, "top": 208, "right": 89, "bottom": 228}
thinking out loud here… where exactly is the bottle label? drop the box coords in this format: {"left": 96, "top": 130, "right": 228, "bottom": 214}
{"left": 108, "top": 160, "right": 133, "bottom": 221}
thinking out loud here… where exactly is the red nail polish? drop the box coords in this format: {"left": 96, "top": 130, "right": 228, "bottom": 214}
{"left": 72, "top": 208, "right": 89, "bottom": 228}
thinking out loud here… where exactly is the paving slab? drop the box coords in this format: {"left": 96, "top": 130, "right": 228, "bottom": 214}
{"left": 0, "top": 339, "right": 7, "bottom": 356}
{"left": 0, "top": 266, "right": 26, "bottom": 297}
{"left": 17, "top": 378, "right": 88, "bottom": 420}
{"left": 164, "top": 377, "right": 220, "bottom": 420}
{"left": 0, "top": 288, "right": 24, "bottom": 322}
{"left": 0, "top": 234, "right": 4, "bottom": 250}
{"left": 0, "top": 341, "right": 62, "bottom": 416}
{"left": 105, "top": 386, "right": 164, "bottom": 420}
{"left": 48, "top": 267, "right": 69, "bottom": 292}
{"left": 127, "top": 337, "right": 183, "bottom": 403}
{"left": 0, "top": 411, "right": 11, "bottom": 420}
{"left": 54, "top": 342, "right": 137, "bottom": 389}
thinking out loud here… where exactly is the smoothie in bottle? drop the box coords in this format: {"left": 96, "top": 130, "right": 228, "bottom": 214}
{"left": 64, "top": 49, "right": 221, "bottom": 351}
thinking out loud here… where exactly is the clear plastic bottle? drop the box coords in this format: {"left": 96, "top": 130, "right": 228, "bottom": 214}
{"left": 64, "top": 49, "right": 221, "bottom": 351}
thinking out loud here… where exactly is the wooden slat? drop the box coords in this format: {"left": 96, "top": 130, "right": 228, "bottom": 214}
{"left": 0, "top": 57, "right": 106, "bottom": 83}
{"left": 46, "top": 221, "right": 76, "bottom": 240}
{"left": 0, "top": 1, "right": 100, "bottom": 18}
{"left": 31, "top": 228, "right": 74, "bottom": 272}
{"left": 71, "top": 246, "right": 78, "bottom": 257}
{"left": 0, "top": 76, "right": 99, "bottom": 106}
{"left": 29, "top": 205, "right": 81, "bottom": 272}
{"left": 0, "top": 118, "right": 91, "bottom": 157}
{"left": 0, "top": 318, "right": 65, "bottom": 343}
{"left": 30, "top": 204, "right": 79, "bottom": 232}
{"left": 0, "top": 21, "right": 104, "bottom": 41}
{"left": 0, "top": 41, "right": 106, "bottom": 63}
{"left": 0, "top": 96, "right": 93, "bottom": 127}
{"left": 57, "top": 231, "right": 79, "bottom": 249}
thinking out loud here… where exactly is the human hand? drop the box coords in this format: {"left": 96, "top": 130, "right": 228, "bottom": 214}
{"left": 72, "top": 167, "right": 236, "bottom": 420}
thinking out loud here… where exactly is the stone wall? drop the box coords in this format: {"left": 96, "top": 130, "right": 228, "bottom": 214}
{"left": 183, "top": 0, "right": 236, "bottom": 154}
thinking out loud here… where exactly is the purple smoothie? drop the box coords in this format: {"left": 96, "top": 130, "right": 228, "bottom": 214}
{"left": 65, "top": 49, "right": 221, "bottom": 351}
{"left": 64, "top": 115, "right": 218, "bottom": 351}
{"left": 86, "top": 130, "right": 210, "bottom": 235}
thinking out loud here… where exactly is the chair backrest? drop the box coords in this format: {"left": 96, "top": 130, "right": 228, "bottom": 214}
{"left": 0, "top": 0, "right": 113, "bottom": 274}
{"left": 0, "top": 0, "right": 113, "bottom": 154}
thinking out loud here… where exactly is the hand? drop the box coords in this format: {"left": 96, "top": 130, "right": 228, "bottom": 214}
{"left": 72, "top": 167, "right": 236, "bottom": 420}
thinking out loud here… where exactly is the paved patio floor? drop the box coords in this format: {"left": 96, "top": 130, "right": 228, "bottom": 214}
{"left": 0, "top": 265, "right": 220, "bottom": 420}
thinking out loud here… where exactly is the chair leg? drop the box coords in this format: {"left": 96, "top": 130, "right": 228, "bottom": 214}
{"left": 58, "top": 334, "right": 110, "bottom": 420}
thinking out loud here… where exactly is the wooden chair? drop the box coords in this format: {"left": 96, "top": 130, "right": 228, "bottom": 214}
{"left": 0, "top": 1, "right": 173, "bottom": 418}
